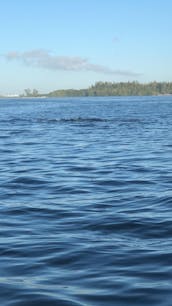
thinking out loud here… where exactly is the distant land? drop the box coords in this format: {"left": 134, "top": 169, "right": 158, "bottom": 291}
{"left": 2, "top": 81, "right": 172, "bottom": 98}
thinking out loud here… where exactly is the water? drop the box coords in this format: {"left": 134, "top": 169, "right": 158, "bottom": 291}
{"left": 0, "top": 96, "right": 172, "bottom": 306}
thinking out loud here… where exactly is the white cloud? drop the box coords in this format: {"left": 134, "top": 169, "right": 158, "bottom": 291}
{"left": 4, "top": 49, "right": 140, "bottom": 77}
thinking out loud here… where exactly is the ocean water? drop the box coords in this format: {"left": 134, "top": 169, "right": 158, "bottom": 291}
{"left": 0, "top": 96, "right": 172, "bottom": 306}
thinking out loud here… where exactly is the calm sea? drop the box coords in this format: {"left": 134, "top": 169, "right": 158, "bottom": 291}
{"left": 0, "top": 96, "right": 172, "bottom": 306}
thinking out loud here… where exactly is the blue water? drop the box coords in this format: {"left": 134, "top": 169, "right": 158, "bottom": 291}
{"left": 0, "top": 96, "right": 172, "bottom": 306}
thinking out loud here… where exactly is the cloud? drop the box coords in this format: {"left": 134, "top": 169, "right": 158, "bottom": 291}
{"left": 112, "top": 36, "right": 120, "bottom": 43}
{"left": 4, "top": 49, "right": 140, "bottom": 77}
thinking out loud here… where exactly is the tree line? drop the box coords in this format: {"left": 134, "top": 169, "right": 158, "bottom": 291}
{"left": 47, "top": 81, "right": 172, "bottom": 97}
{"left": 22, "top": 81, "right": 172, "bottom": 97}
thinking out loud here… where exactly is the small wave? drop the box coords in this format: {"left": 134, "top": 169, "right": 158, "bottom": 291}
{"left": 37, "top": 117, "right": 108, "bottom": 124}
{"left": 59, "top": 117, "right": 107, "bottom": 123}
{"left": 37, "top": 117, "right": 145, "bottom": 125}
{"left": 0, "top": 116, "right": 147, "bottom": 125}
{"left": 5, "top": 176, "right": 48, "bottom": 187}
{"left": 84, "top": 217, "right": 172, "bottom": 239}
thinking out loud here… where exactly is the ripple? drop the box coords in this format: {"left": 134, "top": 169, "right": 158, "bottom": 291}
{"left": 1, "top": 97, "right": 172, "bottom": 306}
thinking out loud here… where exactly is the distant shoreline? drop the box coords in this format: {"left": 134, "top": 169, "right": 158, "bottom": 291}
{"left": 1, "top": 94, "right": 172, "bottom": 100}
{"left": 1, "top": 81, "right": 172, "bottom": 98}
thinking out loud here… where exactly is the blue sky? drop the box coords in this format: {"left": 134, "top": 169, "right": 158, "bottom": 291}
{"left": 0, "top": 0, "right": 172, "bottom": 94}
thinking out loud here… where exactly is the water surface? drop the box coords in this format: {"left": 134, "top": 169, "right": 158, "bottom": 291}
{"left": 0, "top": 96, "right": 172, "bottom": 305}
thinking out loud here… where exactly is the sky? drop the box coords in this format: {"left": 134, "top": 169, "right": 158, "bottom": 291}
{"left": 0, "top": 0, "right": 172, "bottom": 94}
